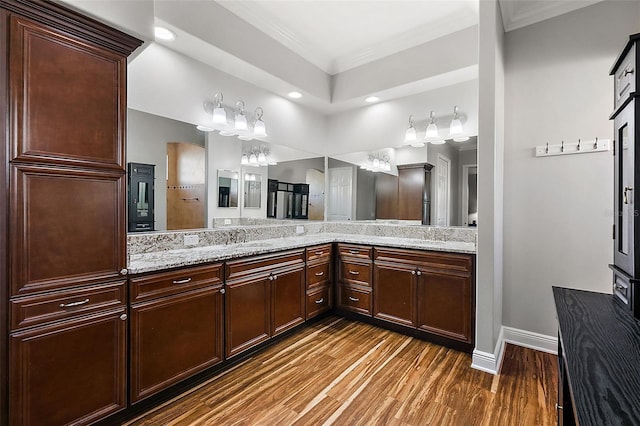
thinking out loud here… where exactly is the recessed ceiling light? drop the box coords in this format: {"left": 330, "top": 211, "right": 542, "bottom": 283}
{"left": 288, "top": 91, "right": 302, "bottom": 99}
{"left": 154, "top": 26, "right": 175, "bottom": 41}
{"left": 365, "top": 96, "right": 379, "bottom": 103}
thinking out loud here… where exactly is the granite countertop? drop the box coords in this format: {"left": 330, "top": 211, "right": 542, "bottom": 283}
{"left": 128, "top": 233, "right": 476, "bottom": 274}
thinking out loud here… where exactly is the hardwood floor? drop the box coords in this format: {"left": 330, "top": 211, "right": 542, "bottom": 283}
{"left": 127, "top": 317, "right": 558, "bottom": 425}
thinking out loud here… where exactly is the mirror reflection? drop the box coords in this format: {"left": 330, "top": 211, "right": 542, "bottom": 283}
{"left": 243, "top": 172, "right": 261, "bottom": 208}
{"left": 218, "top": 170, "right": 239, "bottom": 208}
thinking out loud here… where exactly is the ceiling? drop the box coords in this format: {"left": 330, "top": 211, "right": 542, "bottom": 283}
{"left": 217, "top": 0, "right": 479, "bottom": 75}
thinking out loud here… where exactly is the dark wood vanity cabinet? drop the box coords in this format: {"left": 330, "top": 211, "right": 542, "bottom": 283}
{"left": 306, "top": 244, "right": 333, "bottom": 319}
{"left": 337, "top": 244, "right": 373, "bottom": 315}
{"left": 373, "top": 247, "right": 475, "bottom": 349}
{"left": 225, "top": 250, "right": 305, "bottom": 358}
{"left": 0, "top": 1, "right": 142, "bottom": 424}
{"left": 129, "top": 264, "right": 224, "bottom": 403}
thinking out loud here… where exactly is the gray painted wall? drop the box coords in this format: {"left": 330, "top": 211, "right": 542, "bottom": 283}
{"left": 127, "top": 108, "right": 205, "bottom": 231}
{"left": 267, "top": 157, "right": 325, "bottom": 183}
{"left": 502, "top": 0, "right": 640, "bottom": 337}
{"left": 356, "top": 168, "right": 376, "bottom": 220}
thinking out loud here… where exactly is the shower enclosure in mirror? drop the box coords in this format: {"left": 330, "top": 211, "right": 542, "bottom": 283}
{"left": 218, "top": 169, "right": 239, "bottom": 208}
{"left": 128, "top": 162, "right": 155, "bottom": 232}
{"left": 244, "top": 173, "right": 262, "bottom": 208}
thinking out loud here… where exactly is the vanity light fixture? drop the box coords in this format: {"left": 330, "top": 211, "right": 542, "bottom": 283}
{"left": 362, "top": 154, "right": 391, "bottom": 173}
{"left": 198, "top": 92, "right": 268, "bottom": 141}
{"left": 365, "top": 96, "right": 379, "bottom": 103}
{"left": 154, "top": 26, "right": 175, "bottom": 41}
{"left": 242, "top": 146, "right": 273, "bottom": 167}
{"left": 404, "top": 115, "right": 417, "bottom": 143}
{"left": 449, "top": 106, "right": 469, "bottom": 142}
{"left": 288, "top": 91, "right": 303, "bottom": 99}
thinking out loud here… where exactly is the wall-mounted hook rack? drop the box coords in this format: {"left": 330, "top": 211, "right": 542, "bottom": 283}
{"left": 535, "top": 138, "right": 610, "bottom": 157}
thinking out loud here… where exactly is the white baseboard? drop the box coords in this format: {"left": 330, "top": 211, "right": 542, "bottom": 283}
{"left": 471, "top": 326, "right": 556, "bottom": 375}
{"left": 502, "top": 326, "right": 557, "bottom": 355}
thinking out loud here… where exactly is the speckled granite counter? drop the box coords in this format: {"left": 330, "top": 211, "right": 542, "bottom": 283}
{"left": 128, "top": 233, "right": 476, "bottom": 274}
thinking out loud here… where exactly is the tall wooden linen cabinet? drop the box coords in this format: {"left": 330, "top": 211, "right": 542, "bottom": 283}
{"left": 0, "top": 0, "right": 141, "bottom": 424}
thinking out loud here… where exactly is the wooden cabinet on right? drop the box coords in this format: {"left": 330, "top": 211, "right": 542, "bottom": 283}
{"left": 373, "top": 247, "right": 475, "bottom": 350}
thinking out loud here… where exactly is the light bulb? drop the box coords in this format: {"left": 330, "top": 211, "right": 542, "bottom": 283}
{"left": 404, "top": 127, "right": 416, "bottom": 142}
{"left": 253, "top": 119, "right": 267, "bottom": 137}
{"left": 241, "top": 154, "right": 249, "bottom": 165}
{"left": 249, "top": 154, "right": 258, "bottom": 164}
{"left": 425, "top": 122, "right": 438, "bottom": 138}
{"left": 258, "top": 152, "right": 267, "bottom": 164}
{"left": 234, "top": 113, "right": 248, "bottom": 131}
{"left": 212, "top": 107, "right": 226, "bottom": 125}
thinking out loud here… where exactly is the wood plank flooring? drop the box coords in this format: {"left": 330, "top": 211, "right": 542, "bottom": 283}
{"left": 127, "top": 317, "right": 558, "bottom": 426}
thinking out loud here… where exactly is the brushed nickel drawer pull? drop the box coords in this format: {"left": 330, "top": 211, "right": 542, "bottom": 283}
{"left": 315, "top": 298, "right": 324, "bottom": 304}
{"left": 614, "top": 283, "right": 626, "bottom": 291}
{"left": 315, "top": 271, "right": 325, "bottom": 277}
{"left": 172, "top": 278, "right": 192, "bottom": 284}
{"left": 348, "top": 270, "right": 360, "bottom": 275}
{"left": 348, "top": 296, "right": 360, "bottom": 302}
{"left": 349, "top": 250, "right": 360, "bottom": 254}
{"left": 555, "top": 403, "right": 563, "bottom": 410}
{"left": 315, "top": 251, "right": 324, "bottom": 256}
{"left": 60, "top": 298, "right": 90, "bottom": 308}
{"left": 624, "top": 68, "right": 634, "bottom": 76}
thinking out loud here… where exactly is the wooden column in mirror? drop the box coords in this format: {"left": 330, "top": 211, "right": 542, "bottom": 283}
{"left": 1, "top": 0, "right": 142, "bottom": 423}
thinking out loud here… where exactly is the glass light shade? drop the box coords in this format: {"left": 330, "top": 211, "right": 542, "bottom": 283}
{"left": 241, "top": 154, "right": 249, "bottom": 165}
{"left": 373, "top": 158, "right": 380, "bottom": 168}
{"left": 258, "top": 152, "right": 267, "bottom": 164}
{"left": 212, "top": 107, "right": 227, "bottom": 125}
{"left": 253, "top": 119, "right": 267, "bottom": 137}
{"left": 219, "top": 130, "right": 235, "bottom": 136}
{"left": 425, "top": 122, "right": 439, "bottom": 139}
{"left": 234, "top": 113, "right": 248, "bottom": 131}
{"left": 237, "top": 135, "right": 253, "bottom": 141}
{"left": 431, "top": 139, "right": 446, "bottom": 145}
{"left": 453, "top": 136, "right": 470, "bottom": 142}
{"left": 196, "top": 125, "right": 214, "bottom": 132}
{"left": 404, "top": 127, "right": 417, "bottom": 142}
{"left": 249, "top": 154, "right": 258, "bottom": 164}
{"left": 449, "top": 118, "right": 463, "bottom": 136}
{"left": 410, "top": 141, "right": 425, "bottom": 148}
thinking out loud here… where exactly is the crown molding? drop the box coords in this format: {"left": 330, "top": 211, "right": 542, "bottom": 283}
{"left": 216, "top": 0, "right": 478, "bottom": 75}
{"left": 499, "top": 0, "right": 604, "bottom": 33}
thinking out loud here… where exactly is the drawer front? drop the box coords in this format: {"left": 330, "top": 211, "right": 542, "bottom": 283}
{"left": 613, "top": 269, "right": 631, "bottom": 307}
{"left": 338, "top": 244, "right": 372, "bottom": 260}
{"left": 339, "top": 260, "right": 372, "bottom": 287}
{"left": 339, "top": 285, "right": 371, "bottom": 315}
{"left": 615, "top": 43, "right": 636, "bottom": 111}
{"left": 225, "top": 250, "right": 305, "bottom": 281}
{"left": 306, "top": 244, "right": 332, "bottom": 262}
{"left": 306, "top": 286, "right": 332, "bottom": 319}
{"left": 130, "top": 264, "right": 222, "bottom": 303}
{"left": 307, "top": 261, "right": 331, "bottom": 288}
{"left": 10, "top": 280, "right": 126, "bottom": 331}
{"left": 374, "top": 247, "right": 473, "bottom": 275}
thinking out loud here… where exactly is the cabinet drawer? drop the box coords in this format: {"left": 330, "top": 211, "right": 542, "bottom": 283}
{"left": 339, "top": 285, "right": 371, "bottom": 315}
{"left": 612, "top": 267, "right": 632, "bottom": 308}
{"left": 10, "top": 280, "right": 126, "bottom": 331}
{"left": 307, "top": 261, "right": 330, "bottom": 287}
{"left": 130, "top": 264, "right": 222, "bottom": 303}
{"left": 615, "top": 43, "right": 636, "bottom": 111}
{"left": 338, "top": 244, "right": 372, "bottom": 260}
{"left": 306, "top": 244, "right": 332, "bottom": 262}
{"left": 374, "top": 247, "right": 472, "bottom": 275}
{"left": 339, "top": 260, "right": 372, "bottom": 287}
{"left": 225, "top": 250, "right": 305, "bottom": 281}
{"left": 306, "top": 286, "right": 332, "bottom": 319}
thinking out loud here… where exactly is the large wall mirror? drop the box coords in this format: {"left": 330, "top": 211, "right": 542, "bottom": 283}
{"left": 218, "top": 170, "right": 239, "bottom": 208}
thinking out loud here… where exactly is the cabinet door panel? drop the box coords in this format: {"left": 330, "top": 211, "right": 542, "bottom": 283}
{"left": 130, "top": 286, "right": 223, "bottom": 402}
{"left": 9, "top": 16, "right": 125, "bottom": 169}
{"left": 9, "top": 309, "right": 126, "bottom": 425}
{"left": 417, "top": 272, "right": 472, "bottom": 343}
{"left": 374, "top": 263, "right": 416, "bottom": 327}
{"left": 226, "top": 277, "right": 270, "bottom": 358}
{"left": 272, "top": 267, "right": 305, "bottom": 336}
{"left": 10, "top": 165, "right": 126, "bottom": 296}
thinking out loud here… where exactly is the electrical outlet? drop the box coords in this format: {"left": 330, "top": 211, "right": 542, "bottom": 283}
{"left": 184, "top": 234, "right": 199, "bottom": 246}
{"left": 224, "top": 219, "right": 231, "bottom": 225}
{"left": 296, "top": 226, "right": 305, "bottom": 235}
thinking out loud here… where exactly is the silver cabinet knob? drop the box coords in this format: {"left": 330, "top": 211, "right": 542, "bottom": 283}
{"left": 120, "top": 313, "right": 127, "bottom": 321}
{"left": 416, "top": 270, "right": 422, "bottom": 276}
{"left": 411, "top": 270, "right": 416, "bottom": 275}
{"left": 268, "top": 275, "right": 274, "bottom": 281}
{"left": 120, "top": 268, "right": 128, "bottom": 276}
{"left": 273, "top": 274, "right": 278, "bottom": 280}
{"left": 220, "top": 288, "right": 226, "bottom": 294}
